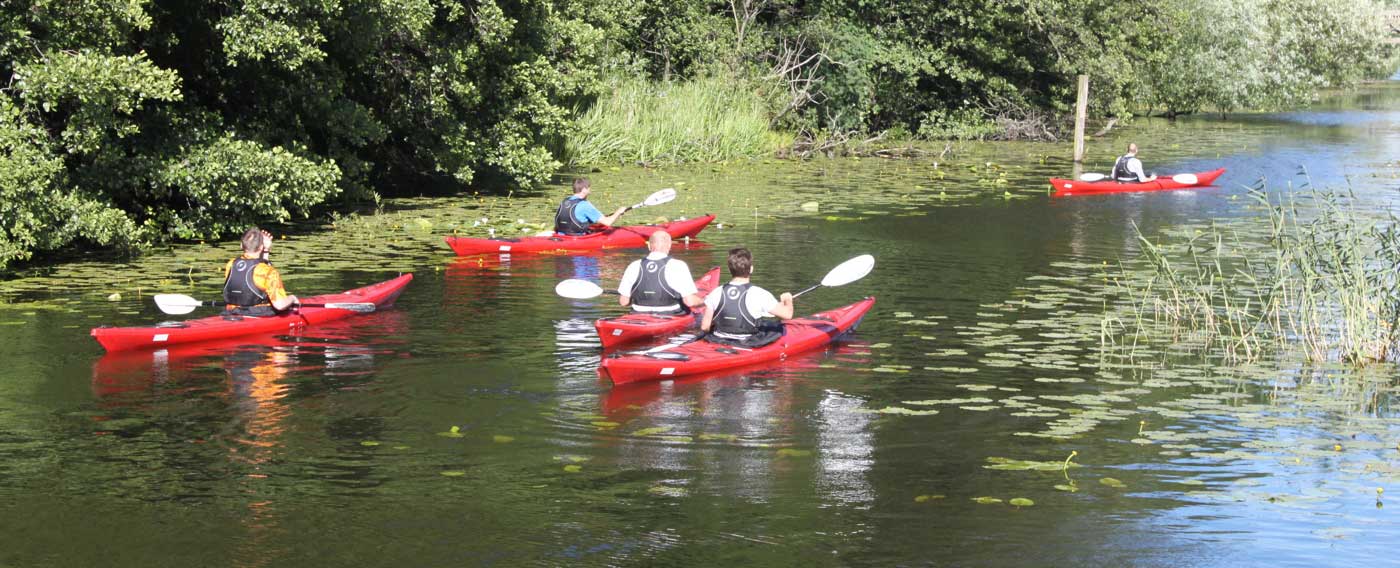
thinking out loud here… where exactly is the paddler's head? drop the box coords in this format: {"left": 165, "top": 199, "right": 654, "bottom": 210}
{"left": 1126, "top": 143, "right": 1138, "bottom": 156}
{"left": 727, "top": 247, "right": 753, "bottom": 278}
{"left": 241, "top": 227, "right": 271, "bottom": 258}
{"left": 572, "top": 177, "right": 591, "bottom": 200}
{"left": 647, "top": 231, "right": 672, "bottom": 255}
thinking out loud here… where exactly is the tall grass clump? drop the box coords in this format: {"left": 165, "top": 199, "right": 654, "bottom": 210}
{"left": 567, "top": 76, "right": 788, "bottom": 166}
{"left": 1105, "top": 175, "right": 1400, "bottom": 366}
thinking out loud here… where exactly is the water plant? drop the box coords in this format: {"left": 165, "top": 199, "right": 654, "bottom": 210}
{"left": 1106, "top": 174, "right": 1400, "bottom": 366}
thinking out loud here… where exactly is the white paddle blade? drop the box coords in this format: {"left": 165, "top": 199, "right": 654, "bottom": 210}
{"left": 323, "top": 303, "right": 377, "bottom": 313}
{"left": 820, "top": 254, "right": 875, "bottom": 288}
{"left": 639, "top": 188, "right": 677, "bottom": 207}
{"left": 1079, "top": 173, "right": 1107, "bottom": 182}
{"left": 153, "top": 293, "right": 201, "bottom": 315}
{"left": 1171, "top": 173, "right": 1199, "bottom": 185}
{"left": 555, "top": 279, "right": 606, "bottom": 299}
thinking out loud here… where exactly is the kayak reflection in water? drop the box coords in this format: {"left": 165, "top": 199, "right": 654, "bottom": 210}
{"left": 701, "top": 247, "right": 795, "bottom": 348}
{"left": 553, "top": 177, "right": 629, "bottom": 236}
{"left": 1110, "top": 143, "right": 1157, "bottom": 183}
{"left": 617, "top": 232, "right": 704, "bottom": 315}
{"left": 222, "top": 227, "right": 299, "bottom": 317}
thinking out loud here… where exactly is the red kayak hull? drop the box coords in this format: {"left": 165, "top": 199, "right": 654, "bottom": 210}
{"left": 1050, "top": 168, "right": 1225, "bottom": 195}
{"left": 444, "top": 214, "right": 716, "bottom": 256}
{"left": 599, "top": 297, "right": 876, "bottom": 385}
{"left": 594, "top": 267, "right": 722, "bottom": 349}
{"left": 90, "top": 274, "right": 414, "bottom": 352}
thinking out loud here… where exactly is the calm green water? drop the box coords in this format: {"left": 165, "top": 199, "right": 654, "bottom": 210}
{"left": 4, "top": 84, "right": 1400, "bottom": 566}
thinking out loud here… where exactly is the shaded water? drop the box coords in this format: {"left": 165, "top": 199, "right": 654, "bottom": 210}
{"left": 4, "top": 84, "right": 1400, "bottom": 565}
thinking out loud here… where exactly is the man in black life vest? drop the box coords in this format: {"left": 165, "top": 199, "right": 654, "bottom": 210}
{"left": 617, "top": 232, "right": 703, "bottom": 315}
{"left": 700, "top": 248, "right": 794, "bottom": 347}
{"left": 1110, "top": 143, "right": 1156, "bottom": 183}
{"left": 554, "top": 178, "right": 630, "bottom": 236}
{"left": 222, "top": 227, "right": 299, "bottom": 317}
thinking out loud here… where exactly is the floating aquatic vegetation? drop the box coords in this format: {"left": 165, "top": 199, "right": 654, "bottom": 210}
{"left": 440, "top": 470, "right": 467, "bottom": 477}
{"left": 914, "top": 494, "right": 946, "bottom": 503}
{"left": 633, "top": 426, "right": 673, "bottom": 437}
{"left": 777, "top": 448, "right": 812, "bottom": 457}
{"left": 972, "top": 497, "right": 1003, "bottom": 504}
{"left": 1009, "top": 498, "right": 1034, "bottom": 507}
{"left": 1100, "top": 478, "right": 1126, "bottom": 488}
{"left": 865, "top": 406, "right": 939, "bottom": 416}
{"left": 492, "top": 435, "right": 515, "bottom": 443}
{"left": 984, "top": 457, "right": 1082, "bottom": 471}
{"left": 563, "top": 465, "right": 583, "bottom": 473}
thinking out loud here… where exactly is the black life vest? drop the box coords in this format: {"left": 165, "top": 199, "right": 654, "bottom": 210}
{"left": 554, "top": 197, "right": 591, "bottom": 235}
{"left": 629, "top": 256, "right": 682, "bottom": 309}
{"left": 713, "top": 283, "right": 760, "bottom": 338}
{"left": 1111, "top": 155, "right": 1138, "bottom": 182}
{"left": 223, "top": 257, "right": 270, "bottom": 308}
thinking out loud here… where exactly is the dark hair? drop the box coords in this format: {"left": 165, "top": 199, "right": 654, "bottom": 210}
{"left": 727, "top": 247, "right": 752, "bottom": 277}
{"left": 240, "top": 227, "right": 265, "bottom": 253}
{"left": 572, "top": 178, "right": 591, "bottom": 194}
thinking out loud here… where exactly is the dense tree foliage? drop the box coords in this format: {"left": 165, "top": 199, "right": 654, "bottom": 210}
{"left": 0, "top": 0, "right": 1392, "bottom": 268}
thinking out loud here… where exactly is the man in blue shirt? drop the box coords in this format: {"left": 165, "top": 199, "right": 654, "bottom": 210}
{"left": 554, "top": 178, "right": 629, "bottom": 235}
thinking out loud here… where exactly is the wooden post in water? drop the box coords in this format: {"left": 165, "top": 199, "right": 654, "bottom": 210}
{"left": 1073, "top": 74, "right": 1089, "bottom": 164}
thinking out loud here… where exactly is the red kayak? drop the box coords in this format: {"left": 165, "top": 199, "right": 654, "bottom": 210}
{"left": 594, "top": 267, "right": 721, "bottom": 349}
{"left": 91, "top": 274, "right": 413, "bottom": 352}
{"left": 1050, "top": 168, "right": 1225, "bottom": 196}
{"left": 444, "top": 215, "right": 716, "bottom": 256}
{"left": 600, "top": 297, "right": 876, "bottom": 385}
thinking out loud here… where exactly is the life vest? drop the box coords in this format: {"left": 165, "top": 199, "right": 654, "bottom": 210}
{"left": 629, "top": 256, "right": 682, "bottom": 310}
{"left": 223, "top": 257, "right": 270, "bottom": 308}
{"left": 713, "top": 283, "right": 760, "bottom": 339}
{"left": 1111, "top": 155, "right": 1139, "bottom": 182}
{"left": 554, "top": 197, "right": 591, "bottom": 235}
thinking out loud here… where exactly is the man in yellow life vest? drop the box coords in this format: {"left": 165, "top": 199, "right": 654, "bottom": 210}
{"left": 223, "top": 227, "right": 299, "bottom": 316}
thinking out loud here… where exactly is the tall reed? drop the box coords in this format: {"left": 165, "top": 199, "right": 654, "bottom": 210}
{"left": 566, "top": 76, "right": 787, "bottom": 166}
{"left": 1105, "top": 176, "right": 1400, "bottom": 366}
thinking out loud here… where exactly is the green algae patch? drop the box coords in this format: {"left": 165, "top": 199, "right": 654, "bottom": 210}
{"left": 633, "top": 426, "right": 673, "bottom": 437}
{"left": 984, "top": 457, "right": 1081, "bottom": 471}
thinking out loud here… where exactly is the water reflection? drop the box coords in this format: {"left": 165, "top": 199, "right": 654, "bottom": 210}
{"left": 594, "top": 344, "right": 873, "bottom": 504}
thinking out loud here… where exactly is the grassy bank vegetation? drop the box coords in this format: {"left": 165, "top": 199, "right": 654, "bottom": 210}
{"left": 567, "top": 76, "right": 789, "bottom": 165}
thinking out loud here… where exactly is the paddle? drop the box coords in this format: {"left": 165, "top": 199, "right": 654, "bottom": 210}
{"left": 555, "top": 279, "right": 619, "bottom": 299}
{"left": 792, "top": 254, "right": 875, "bottom": 298}
{"left": 152, "top": 294, "right": 377, "bottom": 315}
{"left": 1079, "top": 172, "right": 1200, "bottom": 184}
{"left": 630, "top": 254, "right": 875, "bottom": 355}
{"left": 623, "top": 187, "right": 676, "bottom": 212}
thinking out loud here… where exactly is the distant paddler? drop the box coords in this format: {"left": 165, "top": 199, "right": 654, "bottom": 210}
{"left": 1110, "top": 143, "right": 1156, "bottom": 183}
{"left": 554, "top": 177, "right": 630, "bottom": 235}
{"left": 222, "top": 227, "right": 299, "bottom": 316}
{"left": 700, "top": 248, "right": 795, "bottom": 348}
{"left": 616, "top": 232, "right": 704, "bottom": 315}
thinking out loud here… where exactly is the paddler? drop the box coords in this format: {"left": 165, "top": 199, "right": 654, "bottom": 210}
{"left": 223, "top": 227, "right": 299, "bottom": 317}
{"left": 617, "top": 232, "right": 703, "bottom": 314}
{"left": 700, "top": 247, "right": 794, "bottom": 347}
{"left": 554, "top": 177, "right": 629, "bottom": 235}
{"left": 1110, "top": 143, "right": 1156, "bottom": 183}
